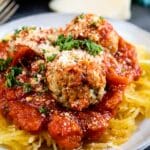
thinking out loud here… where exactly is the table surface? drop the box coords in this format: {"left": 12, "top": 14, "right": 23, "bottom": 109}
{"left": 3, "top": 0, "right": 150, "bottom": 149}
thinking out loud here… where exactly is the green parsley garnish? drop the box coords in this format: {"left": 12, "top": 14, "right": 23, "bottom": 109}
{"left": 42, "top": 49, "right": 47, "bottom": 54}
{"left": 6, "top": 73, "right": 15, "bottom": 87}
{"left": 38, "top": 63, "right": 45, "bottom": 73}
{"left": 55, "top": 35, "right": 103, "bottom": 56}
{"left": 14, "top": 29, "right": 21, "bottom": 35}
{"left": 39, "top": 106, "right": 48, "bottom": 115}
{"left": 21, "top": 26, "right": 28, "bottom": 30}
{"left": 10, "top": 67, "right": 22, "bottom": 76}
{"left": 0, "top": 58, "right": 12, "bottom": 71}
{"left": 33, "top": 73, "right": 38, "bottom": 82}
{"left": 47, "top": 54, "right": 57, "bottom": 62}
{"left": 5, "top": 67, "right": 33, "bottom": 93}
{"left": 5, "top": 67, "right": 22, "bottom": 87}
{"left": 74, "top": 13, "right": 84, "bottom": 23}
{"left": 81, "top": 39, "right": 102, "bottom": 56}
{"left": 78, "top": 13, "right": 84, "bottom": 19}
{"left": 23, "top": 83, "right": 32, "bottom": 93}
{"left": 55, "top": 35, "right": 79, "bottom": 51}
{"left": 14, "top": 26, "right": 35, "bottom": 36}
{"left": 99, "top": 16, "right": 104, "bottom": 20}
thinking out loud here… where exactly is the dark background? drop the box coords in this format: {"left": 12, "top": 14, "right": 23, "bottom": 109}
{"left": 11, "top": 0, "right": 150, "bottom": 32}
{"left": 7, "top": 0, "right": 150, "bottom": 149}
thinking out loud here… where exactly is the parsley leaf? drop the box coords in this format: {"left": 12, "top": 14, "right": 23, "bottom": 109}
{"left": 6, "top": 73, "right": 21, "bottom": 87}
{"left": 0, "top": 58, "right": 12, "bottom": 71}
{"left": 81, "top": 39, "right": 103, "bottom": 56}
{"left": 74, "top": 13, "right": 84, "bottom": 23}
{"left": 38, "top": 63, "right": 45, "bottom": 73}
{"left": 5, "top": 67, "right": 22, "bottom": 87}
{"left": 6, "top": 73, "right": 14, "bottom": 87}
{"left": 42, "top": 49, "right": 46, "bottom": 54}
{"left": 78, "top": 13, "right": 84, "bottom": 19}
{"left": 14, "top": 26, "right": 33, "bottom": 36}
{"left": 55, "top": 35, "right": 79, "bottom": 51}
{"left": 23, "top": 83, "right": 32, "bottom": 93}
{"left": 21, "top": 26, "right": 28, "bottom": 30}
{"left": 99, "top": 16, "right": 104, "bottom": 20}
{"left": 55, "top": 35, "right": 103, "bottom": 56}
{"left": 11, "top": 67, "right": 22, "bottom": 76}
{"left": 39, "top": 106, "right": 48, "bottom": 115}
{"left": 33, "top": 73, "right": 38, "bottom": 81}
{"left": 14, "top": 29, "right": 22, "bottom": 36}
{"left": 47, "top": 54, "right": 57, "bottom": 62}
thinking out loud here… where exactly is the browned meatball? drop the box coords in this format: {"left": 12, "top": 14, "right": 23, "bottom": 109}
{"left": 64, "top": 14, "right": 119, "bottom": 54}
{"left": 46, "top": 50, "right": 106, "bottom": 111}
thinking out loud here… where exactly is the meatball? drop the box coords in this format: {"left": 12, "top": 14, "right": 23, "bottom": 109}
{"left": 46, "top": 50, "right": 106, "bottom": 111}
{"left": 64, "top": 14, "right": 119, "bottom": 54}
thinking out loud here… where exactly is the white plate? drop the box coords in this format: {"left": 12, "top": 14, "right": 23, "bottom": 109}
{"left": 0, "top": 13, "right": 150, "bottom": 150}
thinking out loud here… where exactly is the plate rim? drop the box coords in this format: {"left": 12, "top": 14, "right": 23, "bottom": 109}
{"left": 0, "top": 12, "right": 150, "bottom": 34}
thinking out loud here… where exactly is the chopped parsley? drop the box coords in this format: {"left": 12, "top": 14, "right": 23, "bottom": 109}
{"left": 5, "top": 67, "right": 22, "bottom": 87}
{"left": 5, "top": 67, "right": 33, "bottom": 93}
{"left": 21, "top": 26, "right": 28, "bottom": 30}
{"left": 81, "top": 39, "right": 102, "bottom": 56}
{"left": 55, "top": 35, "right": 103, "bottom": 56}
{"left": 14, "top": 29, "right": 21, "bottom": 35}
{"left": 99, "top": 16, "right": 104, "bottom": 20}
{"left": 0, "top": 58, "right": 12, "bottom": 71}
{"left": 78, "top": 13, "right": 84, "bottom": 19}
{"left": 23, "top": 83, "right": 32, "bottom": 93}
{"left": 33, "top": 73, "right": 38, "bottom": 82}
{"left": 14, "top": 27, "right": 25, "bottom": 36}
{"left": 14, "top": 26, "right": 36, "bottom": 36}
{"left": 42, "top": 49, "right": 47, "bottom": 54}
{"left": 39, "top": 106, "right": 48, "bottom": 115}
{"left": 38, "top": 63, "right": 45, "bottom": 73}
{"left": 10, "top": 67, "right": 22, "bottom": 76}
{"left": 55, "top": 35, "right": 79, "bottom": 51}
{"left": 74, "top": 13, "right": 84, "bottom": 23}
{"left": 47, "top": 54, "right": 57, "bottom": 62}
{"left": 6, "top": 73, "right": 15, "bottom": 87}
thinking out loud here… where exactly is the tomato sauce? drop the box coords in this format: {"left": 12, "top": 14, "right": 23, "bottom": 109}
{"left": 0, "top": 30, "right": 141, "bottom": 150}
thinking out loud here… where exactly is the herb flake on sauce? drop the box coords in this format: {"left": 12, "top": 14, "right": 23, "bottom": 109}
{"left": 5, "top": 67, "right": 22, "bottom": 87}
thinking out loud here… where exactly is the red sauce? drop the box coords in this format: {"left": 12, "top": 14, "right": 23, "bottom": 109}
{"left": 7, "top": 101, "right": 44, "bottom": 133}
{"left": 0, "top": 32, "right": 141, "bottom": 149}
{"left": 0, "top": 42, "right": 9, "bottom": 59}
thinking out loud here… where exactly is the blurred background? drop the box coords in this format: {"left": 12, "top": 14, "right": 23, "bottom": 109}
{"left": 0, "top": 0, "right": 149, "bottom": 31}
